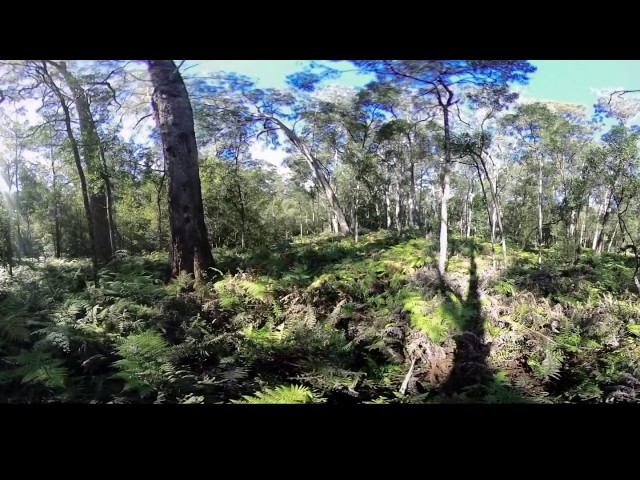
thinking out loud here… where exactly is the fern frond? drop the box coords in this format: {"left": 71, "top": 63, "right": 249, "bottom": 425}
{"left": 232, "top": 384, "right": 316, "bottom": 404}
{"left": 0, "top": 349, "right": 67, "bottom": 388}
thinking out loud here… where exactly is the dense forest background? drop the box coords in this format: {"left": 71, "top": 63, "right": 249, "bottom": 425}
{"left": 1, "top": 60, "right": 639, "bottom": 404}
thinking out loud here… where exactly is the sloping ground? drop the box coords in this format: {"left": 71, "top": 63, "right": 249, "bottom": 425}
{"left": 0, "top": 232, "right": 639, "bottom": 403}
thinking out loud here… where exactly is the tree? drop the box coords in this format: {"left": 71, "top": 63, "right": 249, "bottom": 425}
{"left": 349, "top": 60, "right": 535, "bottom": 276}
{"left": 147, "top": 60, "right": 215, "bottom": 281}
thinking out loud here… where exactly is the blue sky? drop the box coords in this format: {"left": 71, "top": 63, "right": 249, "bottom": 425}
{"left": 187, "top": 60, "right": 640, "bottom": 114}
{"left": 184, "top": 60, "right": 640, "bottom": 169}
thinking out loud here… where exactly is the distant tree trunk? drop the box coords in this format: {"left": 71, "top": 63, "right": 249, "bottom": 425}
{"left": 473, "top": 153, "right": 507, "bottom": 270}
{"left": 148, "top": 60, "right": 215, "bottom": 281}
{"left": 465, "top": 178, "right": 475, "bottom": 239}
{"left": 408, "top": 161, "right": 417, "bottom": 229}
{"left": 99, "top": 143, "right": 117, "bottom": 253}
{"left": 48, "top": 61, "right": 112, "bottom": 265}
{"left": 607, "top": 221, "right": 618, "bottom": 253}
{"left": 50, "top": 147, "right": 61, "bottom": 258}
{"left": 394, "top": 174, "right": 402, "bottom": 234}
{"left": 437, "top": 90, "right": 454, "bottom": 277}
{"left": 537, "top": 154, "right": 544, "bottom": 268}
{"left": 12, "top": 132, "right": 22, "bottom": 259}
{"left": 354, "top": 182, "right": 359, "bottom": 242}
{"left": 595, "top": 190, "right": 613, "bottom": 253}
{"left": 592, "top": 193, "right": 606, "bottom": 250}
{"left": 385, "top": 187, "right": 392, "bottom": 229}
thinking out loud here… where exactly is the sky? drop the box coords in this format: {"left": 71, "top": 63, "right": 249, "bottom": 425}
{"left": 186, "top": 59, "right": 640, "bottom": 112}
{"left": 184, "top": 60, "right": 640, "bottom": 169}
{"left": 525, "top": 60, "right": 640, "bottom": 109}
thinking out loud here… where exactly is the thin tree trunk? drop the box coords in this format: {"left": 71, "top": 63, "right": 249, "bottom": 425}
{"left": 50, "top": 147, "right": 61, "bottom": 258}
{"left": 438, "top": 99, "right": 453, "bottom": 277}
{"left": 354, "top": 182, "right": 359, "bottom": 242}
{"left": 48, "top": 61, "right": 112, "bottom": 265}
{"left": 474, "top": 154, "right": 507, "bottom": 270}
{"left": 148, "top": 60, "right": 215, "bottom": 281}
{"left": 385, "top": 187, "right": 392, "bottom": 229}
{"left": 394, "top": 174, "right": 401, "bottom": 235}
{"left": 408, "top": 161, "right": 417, "bottom": 229}
{"left": 12, "top": 132, "right": 22, "bottom": 260}
{"left": 595, "top": 190, "right": 613, "bottom": 253}
{"left": 538, "top": 155, "right": 543, "bottom": 269}
{"left": 39, "top": 62, "right": 98, "bottom": 285}
{"left": 607, "top": 221, "right": 618, "bottom": 253}
{"left": 98, "top": 143, "right": 117, "bottom": 253}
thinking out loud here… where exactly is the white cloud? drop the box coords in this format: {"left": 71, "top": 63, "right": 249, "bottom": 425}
{"left": 249, "top": 141, "right": 290, "bottom": 176}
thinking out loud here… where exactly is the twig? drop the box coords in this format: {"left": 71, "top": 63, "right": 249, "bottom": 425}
{"left": 399, "top": 357, "right": 417, "bottom": 395}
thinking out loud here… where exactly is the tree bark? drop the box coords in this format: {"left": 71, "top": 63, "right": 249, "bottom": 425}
{"left": 148, "top": 60, "right": 215, "bottom": 281}
{"left": 437, "top": 87, "right": 454, "bottom": 277}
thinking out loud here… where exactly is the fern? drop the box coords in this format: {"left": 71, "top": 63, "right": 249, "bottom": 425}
{"left": 401, "top": 292, "right": 449, "bottom": 343}
{"left": 112, "top": 330, "right": 173, "bottom": 396}
{"left": 232, "top": 384, "right": 318, "bottom": 404}
{"left": 238, "top": 280, "right": 267, "bottom": 301}
{"left": 0, "top": 349, "right": 67, "bottom": 389}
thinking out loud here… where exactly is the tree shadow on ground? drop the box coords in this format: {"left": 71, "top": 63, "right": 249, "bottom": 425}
{"left": 439, "top": 241, "right": 533, "bottom": 403}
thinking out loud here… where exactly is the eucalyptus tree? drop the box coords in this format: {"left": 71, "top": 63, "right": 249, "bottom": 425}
{"left": 599, "top": 125, "right": 640, "bottom": 257}
{"left": 191, "top": 72, "right": 352, "bottom": 234}
{"left": 147, "top": 60, "right": 215, "bottom": 281}
{"left": 349, "top": 60, "right": 536, "bottom": 276}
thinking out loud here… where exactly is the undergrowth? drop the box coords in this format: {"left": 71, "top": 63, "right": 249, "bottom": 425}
{"left": 1, "top": 231, "right": 639, "bottom": 403}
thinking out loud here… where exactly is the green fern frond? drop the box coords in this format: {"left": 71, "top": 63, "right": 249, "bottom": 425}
{"left": 0, "top": 313, "right": 31, "bottom": 342}
{"left": 237, "top": 280, "right": 267, "bottom": 301}
{"left": 232, "top": 384, "right": 316, "bottom": 404}
{"left": 0, "top": 349, "right": 67, "bottom": 388}
{"left": 112, "top": 330, "right": 172, "bottom": 395}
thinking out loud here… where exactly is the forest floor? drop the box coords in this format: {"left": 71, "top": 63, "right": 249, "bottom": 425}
{"left": 1, "top": 230, "right": 640, "bottom": 403}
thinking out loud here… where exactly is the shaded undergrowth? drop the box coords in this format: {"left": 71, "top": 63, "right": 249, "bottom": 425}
{"left": 1, "top": 232, "right": 639, "bottom": 403}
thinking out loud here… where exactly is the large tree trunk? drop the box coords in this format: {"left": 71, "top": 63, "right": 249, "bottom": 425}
{"left": 148, "top": 60, "right": 215, "bottom": 281}
{"left": 48, "top": 61, "right": 113, "bottom": 265}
